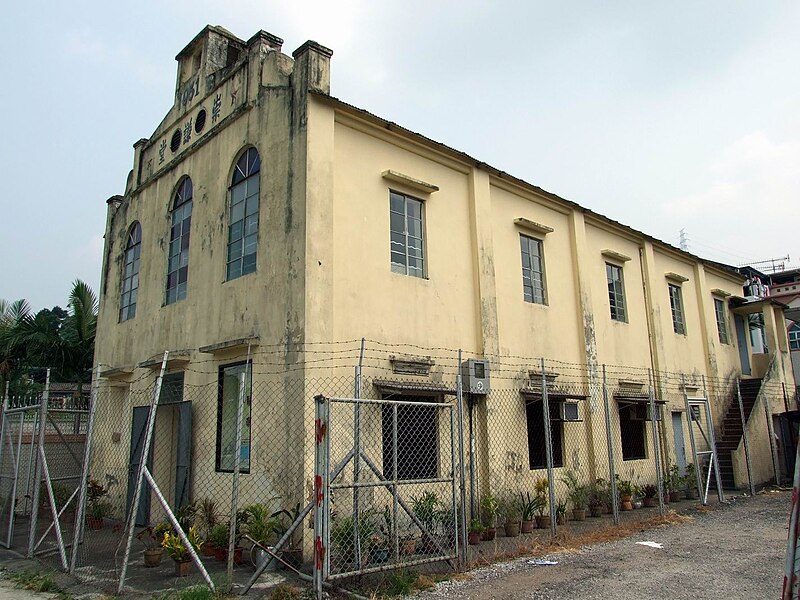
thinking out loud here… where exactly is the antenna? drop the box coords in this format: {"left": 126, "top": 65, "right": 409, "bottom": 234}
{"left": 679, "top": 229, "right": 688, "bottom": 252}
{"left": 737, "top": 255, "right": 790, "bottom": 274}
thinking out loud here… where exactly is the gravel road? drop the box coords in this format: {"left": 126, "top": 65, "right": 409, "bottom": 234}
{"left": 411, "top": 490, "right": 790, "bottom": 600}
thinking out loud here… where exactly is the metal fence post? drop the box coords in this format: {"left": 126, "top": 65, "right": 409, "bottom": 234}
{"left": 352, "top": 338, "right": 364, "bottom": 570}
{"left": 647, "top": 371, "right": 665, "bottom": 516}
{"left": 540, "top": 359, "right": 557, "bottom": 537}
{"left": 736, "top": 380, "right": 755, "bottom": 496}
{"left": 27, "top": 368, "right": 50, "bottom": 557}
{"left": 764, "top": 392, "right": 781, "bottom": 486}
{"left": 455, "top": 349, "right": 468, "bottom": 567}
{"left": 313, "top": 394, "right": 329, "bottom": 600}
{"left": 69, "top": 365, "right": 101, "bottom": 573}
{"left": 118, "top": 353, "right": 168, "bottom": 593}
{"left": 227, "top": 364, "right": 247, "bottom": 580}
{"left": 781, "top": 412, "right": 800, "bottom": 600}
{"left": 602, "top": 366, "right": 619, "bottom": 525}
{"left": 702, "top": 376, "right": 724, "bottom": 504}
{"left": 682, "top": 375, "right": 705, "bottom": 504}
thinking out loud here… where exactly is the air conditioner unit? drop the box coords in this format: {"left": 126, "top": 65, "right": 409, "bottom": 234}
{"left": 461, "top": 359, "right": 490, "bottom": 395}
{"left": 560, "top": 401, "right": 580, "bottom": 422}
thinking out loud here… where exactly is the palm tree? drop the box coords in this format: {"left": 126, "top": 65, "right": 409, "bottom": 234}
{"left": 0, "top": 298, "right": 32, "bottom": 394}
{"left": 61, "top": 280, "right": 98, "bottom": 393}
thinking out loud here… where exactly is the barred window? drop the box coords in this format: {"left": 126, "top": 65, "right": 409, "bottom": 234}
{"left": 166, "top": 177, "right": 192, "bottom": 305}
{"left": 381, "top": 396, "right": 437, "bottom": 480}
{"left": 668, "top": 283, "right": 686, "bottom": 335}
{"left": 119, "top": 222, "right": 141, "bottom": 322}
{"left": 216, "top": 362, "right": 251, "bottom": 473}
{"left": 524, "top": 399, "right": 563, "bottom": 469}
{"left": 390, "top": 192, "right": 425, "bottom": 278}
{"left": 520, "top": 235, "right": 547, "bottom": 304}
{"left": 606, "top": 263, "right": 627, "bottom": 322}
{"left": 227, "top": 148, "right": 260, "bottom": 280}
{"left": 714, "top": 298, "right": 729, "bottom": 344}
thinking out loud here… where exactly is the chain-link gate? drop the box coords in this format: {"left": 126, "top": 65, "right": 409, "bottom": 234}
{"left": 0, "top": 372, "right": 90, "bottom": 570}
{"left": 314, "top": 393, "right": 461, "bottom": 595}
{"left": 682, "top": 377, "right": 724, "bottom": 504}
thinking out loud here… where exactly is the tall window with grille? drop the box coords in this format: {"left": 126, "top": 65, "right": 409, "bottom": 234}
{"left": 520, "top": 234, "right": 547, "bottom": 304}
{"left": 119, "top": 222, "right": 141, "bottom": 321}
{"left": 227, "top": 147, "right": 260, "bottom": 280}
{"left": 606, "top": 263, "right": 627, "bottom": 322}
{"left": 389, "top": 191, "right": 424, "bottom": 277}
{"left": 714, "top": 298, "right": 729, "bottom": 343}
{"left": 668, "top": 283, "right": 686, "bottom": 334}
{"left": 166, "top": 177, "right": 192, "bottom": 305}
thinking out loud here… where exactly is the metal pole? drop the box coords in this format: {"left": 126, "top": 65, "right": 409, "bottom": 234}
{"left": 392, "top": 403, "right": 399, "bottom": 563}
{"left": 69, "top": 365, "right": 101, "bottom": 573}
{"left": 602, "top": 366, "right": 619, "bottom": 525}
{"left": 313, "top": 395, "right": 328, "bottom": 600}
{"left": 468, "top": 399, "right": 477, "bottom": 518}
{"left": 449, "top": 404, "right": 459, "bottom": 566}
{"left": 0, "top": 382, "right": 8, "bottom": 468}
{"left": 0, "top": 382, "right": 10, "bottom": 547}
{"left": 118, "top": 352, "right": 168, "bottom": 594}
{"left": 143, "top": 469, "right": 214, "bottom": 591}
{"left": 540, "top": 359, "right": 557, "bottom": 537}
{"left": 37, "top": 445, "right": 67, "bottom": 569}
{"left": 736, "top": 380, "right": 755, "bottom": 496}
{"left": 24, "top": 409, "right": 38, "bottom": 517}
{"left": 7, "top": 400, "right": 25, "bottom": 548}
{"left": 764, "top": 392, "right": 781, "bottom": 486}
{"left": 702, "top": 394, "right": 725, "bottom": 503}
{"left": 682, "top": 375, "right": 704, "bottom": 504}
{"left": 455, "top": 350, "right": 468, "bottom": 567}
{"left": 227, "top": 359, "right": 248, "bottom": 580}
{"left": 783, "top": 382, "right": 790, "bottom": 414}
{"left": 27, "top": 368, "right": 50, "bottom": 557}
{"left": 352, "top": 338, "right": 364, "bottom": 571}
{"left": 647, "top": 371, "right": 665, "bottom": 516}
{"left": 781, "top": 411, "right": 800, "bottom": 600}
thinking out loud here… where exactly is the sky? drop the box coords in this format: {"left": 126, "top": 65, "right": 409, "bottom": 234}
{"left": 0, "top": 1, "right": 798, "bottom": 311}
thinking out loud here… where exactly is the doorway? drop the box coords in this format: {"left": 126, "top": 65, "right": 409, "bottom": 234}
{"left": 672, "top": 411, "right": 687, "bottom": 476}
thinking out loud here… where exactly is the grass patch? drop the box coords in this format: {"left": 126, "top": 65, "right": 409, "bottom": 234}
{"left": 267, "top": 583, "right": 314, "bottom": 599}
{"left": 6, "top": 568, "right": 70, "bottom": 598}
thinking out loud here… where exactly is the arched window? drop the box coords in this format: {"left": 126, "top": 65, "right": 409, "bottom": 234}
{"left": 166, "top": 176, "right": 193, "bottom": 304}
{"left": 227, "top": 148, "right": 260, "bottom": 280}
{"left": 119, "top": 222, "right": 141, "bottom": 321}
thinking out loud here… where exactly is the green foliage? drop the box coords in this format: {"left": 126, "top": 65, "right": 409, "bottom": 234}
{"left": 518, "top": 491, "right": 544, "bottom": 520}
{"left": 196, "top": 497, "right": 219, "bottom": 539}
{"left": 154, "top": 578, "right": 231, "bottom": 600}
{"left": 209, "top": 523, "right": 230, "bottom": 548}
{"left": 87, "top": 499, "right": 112, "bottom": 519}
{"left": 162, "top": 525, "right": 203, "bottom": 561}
{"left": 561, "top": 470, "right": 589, "bottom": 509}
{"left": 7, "top": 569, "right": 69, "bottom": 598}
{"left": 241, "top": 502, "right": 281, "bottom": 545}
{"left": 137, "top": 522, "right": 171, "bottom": 549}
{"left": 267, "top": 584, "right": 314, "bottom": 600}
{"left": 384, "top": 570, "right": 417, "bottom": 596}
{"left": 410, "top": 491, "right": 440, "bottom": 532}
{"left": 468, "top": 518, "right": 485, "bottom": 534}
{"left": 480, "top": 492, "right": 499, "bottom": 525}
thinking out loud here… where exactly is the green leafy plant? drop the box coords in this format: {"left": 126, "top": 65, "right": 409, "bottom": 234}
{"left": 499, "top": 494, "right": 521, "bottom": 524}
{"left": 411, "top": 491, "right": 440, "bottom": 533}
{"left": 468, "top": 518, "right": 485, "bottom": 535}
{"left": 87, "top": 479, "right": 107, "bottom": 503}
{"left": 555, "top": 500, "right": 568, "bottom": 522}
{"left": 518, "top": 491, "right": 544, "bottom": 521}
{"left": 642, "top": 484, "right": 658, "bottom": 499}
{"left": 615, "top": 474, "right": 635, "bottom": 497}
{"left": 87, "top": 499, "right": 112, "bottom": 519}
{"left": 162, "top": 525, "right": 203, "bottom": 561}
{"left": 561, "top": 470, "right": 589, "bottom": 510}
{"left": 666, "top": 464, "right": 683, "bottom": 492}
{"left": 175, "top": 502, "right": 198, "bottom": 532}
{"left": 330, "top": 514, "right": 374, "bottom": 564}
{"left": 196, "top": 497, "right": 219, "bottom": 540}
{"left": 534, "top": 478, "right": 549, "bottom": 516}
{"left": 241, "top": 503, "right": 280, "bottom": 545}
{"left": 480, "top": 492, "right": 499, "bottom": 527}
{"left": 209, "top": 523, "right": 230, "bottom": 548}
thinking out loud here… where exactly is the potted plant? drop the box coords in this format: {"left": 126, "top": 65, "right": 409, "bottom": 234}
{"left": 368, "top": 507, "right": 392, "bottom": 564}
{"left": 162, "top": 525, "right": 203, "bottom": 577}
{"left": 518, "top": 491, "right": 542, "bottom": 533}
{"left": 272, "top": 502, "right": 304, "bottom": 570}
{"left": 615, "top": 475, "right": 635, "bottom": 511}
{"left": 666, "top": 464, "right": 683, "bottom": 502}
{"left": 534, "top": 478, "right": 550, "bottom": 528}
{"left": 86, "top": 479, "right": 110, "bottom": 529}
{"left": 500, "top": 495, "right": 521, "bottom": 537}
{"left": 588, "top": 487, "right": 605, "bottom": 518}
{"left": 196, "top": 498, "right": 219, "bottom": 557}
{"left": 241, "top": 503, "right": 280, "bottom": 571}
{"left": 411, "top": 491, "right": 440, "bottom": 553}
{"left": 137, "top": 522, "right": 170, "bottom": 567}
{"left": 642, "top": 484, "right": 658, "bottom": 508}
{"left": 555, "top": 501, "right": 568, "bottom": 525}
{"left": 684, "top": 463, "right": 699, "bottom": 499}
{"left": 330, "top": 514, "right": 373, "bottom": 568}
{"left": 561, "top": 470, "right": 588, "bottom": 521}
{"left": 480, "top": 493, "right": 499, "bottom": 541}
{"left": 468, "top": 519, "right": 485, "bottom": 545}
{"left": 210, "top": 523, "right": 231, "bottom": 561}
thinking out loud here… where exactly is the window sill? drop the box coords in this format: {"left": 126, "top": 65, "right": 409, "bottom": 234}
{"left": 224, "top": 269, "right": 257, "bottom": 284}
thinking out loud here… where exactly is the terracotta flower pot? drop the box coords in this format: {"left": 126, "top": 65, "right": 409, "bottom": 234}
{"left": 203, "top": 542, "right": 217, "bottom": 557}
{"left": 143, "top": 548, "right": 163, "bottom": 568}
{"left": 572, "top": 508, "right": 586, "bottom": 521}
{"left": 87, "top": 516, "right": 104, "bottom": 530}
{"left": 620, "top": 495, "right": 633, "bottom": 511}
{"left": 643, "top": 497, "right": 657, "bottom": 508}
{"left": 536, "top": 515, "right": 551, "bottom": 529}
{"left": 589, "top": 505, "right": 603, "bottom": 518}
{"left": 504, "top": 522, "right": 520, "bottom": 537}
{"left": 174, "top": 559, "right": 191, "bottom": 577}
{"left": 521, "top": 520, "right": 535, "bottom": 533}
{"left": 468, "top": 532, "right": 482, "bottom": 545}
{"left": 669, "top": 490, "right": 682, "bottom": 503}
{"left": 482, "top": 527, "right": 496, "bottom": 541}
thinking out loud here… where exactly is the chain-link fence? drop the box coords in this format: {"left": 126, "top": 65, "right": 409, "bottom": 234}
{"left": 0, "top": 339, "right": 791, "bottom": 598}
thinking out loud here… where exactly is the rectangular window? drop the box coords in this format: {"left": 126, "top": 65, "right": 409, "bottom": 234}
{"left": 789, "top": 325, "right": 800, "bottom": 351}
{"left": 620, "top": 405, "right": 647, "bottom": 461}
{"left": 216, "top": 362, "right": 251, "bottom": 473}
{"left": 606, "top": 263, "right": 627, "bottom": 322}
{"left": 159, "top": 372, "right": 184, "bottom": 404}
{"left": 714, "top": 298, "right": 729, "bottom": 344}
{"left": 524, "top": 399, "right": 563, "bottom": 469}
{"left": 668, "top": 283, "right": 686, "bottom": 335}
{"left": 381, "top": 396, "right": 437, "bottom": 480}
{"left": 389, "top": 191, "right": 425, "bottom": 278}
{"left": 520, "top": 235, "right": 547, "bottom": 304}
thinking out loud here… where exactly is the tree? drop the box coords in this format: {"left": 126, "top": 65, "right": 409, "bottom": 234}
{"left": 0, "top": 298, "right": 32, "bottom": 394}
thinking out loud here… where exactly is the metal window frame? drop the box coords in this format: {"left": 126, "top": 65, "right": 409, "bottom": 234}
{"left": 668, "top": 283, "right": 686, "bottom": 334}
{"left": 389, "top": 191, "right": 426, "bottom": 278}
{"left": 226, "top": 148, "right": 261, "bottom": 281}
{"left": 520, "top": 233, "right": 547, "bottom": 305}
{"left": 606, "top": 262, "right": 627, "bottom": 322}
{"left": 215, "top": 360, "right": 252, "bottom": 474}
{"left": 714, "top": 297, "right": 729, "bottom": 344}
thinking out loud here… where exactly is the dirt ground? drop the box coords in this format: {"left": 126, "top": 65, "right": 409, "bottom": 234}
{"left": 411, "top": 490, "right": 791, "bottom": 600}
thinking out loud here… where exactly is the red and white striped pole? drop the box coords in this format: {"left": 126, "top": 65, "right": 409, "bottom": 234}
{"left": 782, "top": 425, "right": 800, "bottom": 599}
{"left": 313, "top": 395, "right": 329, "bottom": 600}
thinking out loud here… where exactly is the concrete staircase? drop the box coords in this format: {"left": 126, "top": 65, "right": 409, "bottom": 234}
{"left": 715, "top": 379, "right": 761, "bottom": 489}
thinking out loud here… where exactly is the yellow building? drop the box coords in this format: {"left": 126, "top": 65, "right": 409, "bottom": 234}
{"left": 93, "top": 26, "right": 794, "bottom": 527}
